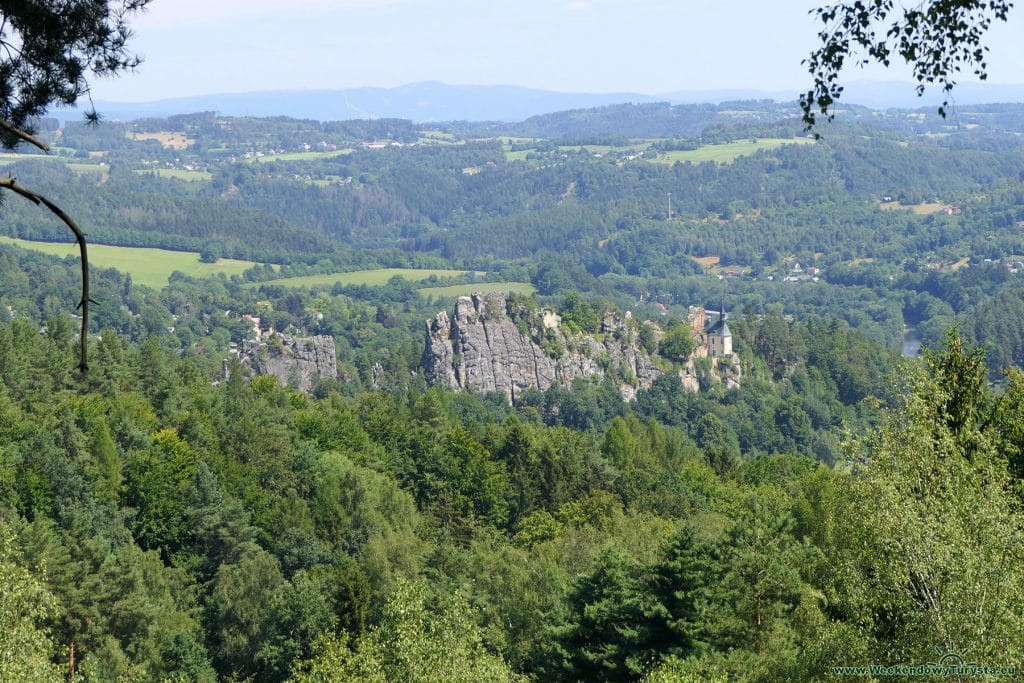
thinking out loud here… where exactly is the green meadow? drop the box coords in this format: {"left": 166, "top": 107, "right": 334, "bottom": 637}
{"left": 0, "top": 237, "right": 259, "bottom": 289}
{"left": 132, "top": 168, "right": 213, "bottom": 182}
{"left": 419, "top": 131, "right": 459, "bottom": 144}
{"left": 67, "top": 163, "right": 110, "bottom": 181}
{"left": 0, "top": 152, "right": 62, "bottom": 162}
{"left": 252, "top": 149, "right": 353, "bottom": 162}
{"left": 557, "top": 144, "right": 649, "bottom": 155}
{"left": 500, "top": 136, "right": 542, "bottom": 161}
{"left": 502, "top": 146, "right": 534, "bottom": 162}
{"left": 651, "top": 137, "right": 814, "bottom": 164}
{"left": 418, "top": 282, "right": 536, "bottom": 299}
{"left": 254, "top": 268, "right": 482, "bottom": 289}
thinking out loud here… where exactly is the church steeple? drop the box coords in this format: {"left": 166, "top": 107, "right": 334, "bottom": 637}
{"left": 707, "top": 295, "right": 732, "bottom": 358}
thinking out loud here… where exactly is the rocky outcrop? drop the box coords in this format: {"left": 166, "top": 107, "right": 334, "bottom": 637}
{"left": 424, "top": 292, "right": 662, "bottom": 402}
{"left": 235, "top": 333, "right": 337, "bottom": 393}
{"left": 678, "top": 355, "right": 742, "bottom": 393}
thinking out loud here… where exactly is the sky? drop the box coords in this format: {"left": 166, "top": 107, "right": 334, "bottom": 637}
{"left": 87, "top": 0, "right": 1024, "bottom": 102}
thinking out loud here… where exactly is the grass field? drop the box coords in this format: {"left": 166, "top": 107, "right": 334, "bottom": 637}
{"left": 0, "top": 236, "right": 259, "bottom": 289}
{"left": 255, "top": 268, "right": 482, "bottom": 289}
{"left": 557, "top": 144, "right": 649, "bottom": 155}
{"left": 253, "top": 149, "right": 353, "bottom": 163}
{"left": 133, "top": 168, "right": 213, "bottom": 182}
{"left": 0, "top": 152, "right": 62, "bottom": 162}
{"left": 67, "top": 163, "right": 109, "bottom": 181}
{"left": 502, "top": 146, "right": 534, "bottom": 162}
{"left": 880, "top": 201, "right": 949, "bottom": 215}
{"left": 652, "top": 138, "right": 814, "bottom": 164}
{"left": 127, "top": 131, "right": 194, "bottom": 149}
{"left": 501, "top": 138, "right": 656, "bottom": 162}
{"left": 693, "top": 255, "right": 721, "bottom": 268}
{"left": 419, "top": 131, "right": 458, "bottom": 143}
{"left": 418, "top": 282, "right": 536, "bottom": 299}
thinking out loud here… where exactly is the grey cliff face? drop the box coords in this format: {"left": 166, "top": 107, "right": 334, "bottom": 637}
{"left": 424, "top": 292, "right": 661, "bottom": 402}
{"left": 236, "top": 333, "right": 338, "bottom": 393}
{"left": 423, "top": 310, "right": 457, "bottom": 388}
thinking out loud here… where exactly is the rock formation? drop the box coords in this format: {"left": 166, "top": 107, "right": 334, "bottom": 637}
{"left": 424, "top": 292, "right": 661, "bottom": 402}
{"left": 235, "top": 332, "right": 338, "bottom": 393}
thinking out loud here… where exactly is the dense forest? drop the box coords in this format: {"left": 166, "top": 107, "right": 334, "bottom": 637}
{"left": 4, "top": 98, "right": 1024, "bottom": 680}
{"left": 2, "top": 291, "right": 1023, "bottom": 680}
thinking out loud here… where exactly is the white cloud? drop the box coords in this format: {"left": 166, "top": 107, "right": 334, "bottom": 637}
{"left": 132, "top": 0, "right": 397, "bottom": 29}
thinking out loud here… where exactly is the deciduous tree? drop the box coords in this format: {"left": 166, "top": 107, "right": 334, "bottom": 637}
{"left": 802, "top": 0, "right": 1013, "bottom": 125}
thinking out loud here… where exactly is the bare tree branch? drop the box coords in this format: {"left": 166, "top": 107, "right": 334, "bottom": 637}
{"left": 0, "top": 118, "right": 50, "bottom": 152}
{"left": 0, "top": 176, "right": 92, "bottom": 371}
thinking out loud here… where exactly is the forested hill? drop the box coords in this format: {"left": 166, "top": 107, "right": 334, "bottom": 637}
{"left": 440, "top": 100, "right": 806, "bottom": 138}
{"left": 85, "top": 80, "right": 1024, "bottom": 125}
{"left": 4, "top": 94, "right": 1024, "bottom": 679}
{"left": 7, "top": 103, "right": 1024, "bottom": 370}
{"left": 89, "top": 82, "right": 663, "bottom": 124}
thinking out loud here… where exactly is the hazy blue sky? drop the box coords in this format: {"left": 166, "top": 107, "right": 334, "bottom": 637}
{"left": 88, "top": 0, "right": 1024, "bottom": 101}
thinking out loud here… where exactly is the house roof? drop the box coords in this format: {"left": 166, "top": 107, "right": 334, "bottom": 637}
{"left": 707, "top": 318, "right": 731, "bottom": 337}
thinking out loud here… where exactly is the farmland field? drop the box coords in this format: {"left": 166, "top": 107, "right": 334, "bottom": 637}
{"left": 557, "top": 144, "right": 649, "bottom": 155}
{"left": 651, "top": 138, "right": 814, "bottom": 164}
{"left": 133, "top": 168, "right": 213, "bottom": 182}
{"left": 68, "top": 163, "right": 109, "bottom": 181}
{"left": 126, "top": 131, "right": 195, "bottom": 149}
{"left": 0, "top": 237, "right": 259, "bottom": 289}
{"left": 419, "top": 131, "right": 459, "bottom": 144}
{"left": 0, "top": 152, "right": 62, "bottom": 162}
{"left": 418, "top": 282, "right": 536, "bottom": 299}
{"left": 879, "top": 201, "right": 949, "bottom": 215}
{"left": 252, "top": 149, "right": 353, "bottom": 162}
{"left": 502, "top": 145, "right": 534, "bottom": 161}
{"left": 255, "top": 268, "right": 482, "bottom": 289}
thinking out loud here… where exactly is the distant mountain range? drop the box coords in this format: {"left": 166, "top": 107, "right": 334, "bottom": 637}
{"left": 77, "top": 80, "right": 1024, "bottom": 124}
{"left": 86, "top": 82, "right": 664, "bottom": 124}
